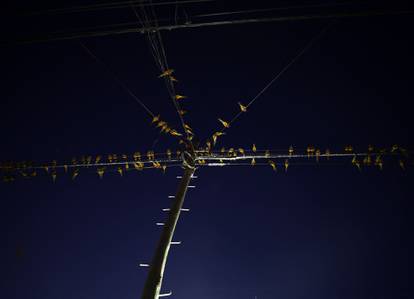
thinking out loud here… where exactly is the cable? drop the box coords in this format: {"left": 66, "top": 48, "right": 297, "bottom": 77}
{"left": 229, "top": 21, "right": 334, "bottom": 125}
{"left": 132, "top": 1, "right": 196, "bottom": 149}
{"left": 7, "top": 9, "right": 414, "bottom": 45}
{"left": 194, "top": 1, "right": 352, "bottom": 18}
{"left": 19, "top": 0, "right": 214, "bottom": 16}
{"left": 79, "top": 42, "right": 155, "bottom": 118}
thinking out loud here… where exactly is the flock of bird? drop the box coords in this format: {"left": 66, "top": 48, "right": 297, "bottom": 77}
{"left": 1, "top": 62, "right": 411, "bottom": 183}
{"left": 1, "top": 142, "right": 410, "bottom": 183}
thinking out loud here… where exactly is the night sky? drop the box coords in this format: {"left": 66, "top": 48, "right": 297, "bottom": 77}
{"left": 1, "top": 1, "right": 414, "bottom": 299}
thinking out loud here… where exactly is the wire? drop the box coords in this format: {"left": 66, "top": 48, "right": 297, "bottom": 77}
{"left": 132, "top": 1, "right": 196, "bottom": 150}
{"left": 194, "top": 1, "right": 352, "bottom": 18}
{"left": 8, "top": 9, "right": 414, "bottom": 45}
{"left": 19, "top": 0, "right": 214, "bottom": 16}
{"left": 79, "top": 41, "right": 155, "bottom": 118}
{"left": 229, "top": 21, "right": 334, "bottom": 125}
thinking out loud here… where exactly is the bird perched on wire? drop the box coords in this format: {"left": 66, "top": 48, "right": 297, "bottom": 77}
{"left": 289, "top": 146, "right": 294, "bottom": 156}
{"left": 175, "top": 95, "right": 187, "bottom": 101}
{"left": 152, "top": 115, "right": 160, "bottom": 123}
{"left": 97, "top": 167, "right": 105, "bottom": 179}
{"left": 212, "top": 131, "right": 225, "bottom": 145}
{"left": 218, "top": 118, "right": 230, "bottom": 128}
{"left": 238, "top": 102, "right": 247, "bottom": 112}
{"left": 159, "top": 69, "right": 174, "bottom": 78}
{"left": 284, "top": 159, "right": 289, "bottom": 172}
{"left": 269, "top": 160, "right": 277, "bottom": 171}
{"left": 170, "top": 129, "right": 182, "bottom": 137}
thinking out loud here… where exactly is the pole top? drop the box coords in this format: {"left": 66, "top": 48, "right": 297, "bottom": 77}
{"left": 182, "top": 151, "right": 196, "bottom": 170}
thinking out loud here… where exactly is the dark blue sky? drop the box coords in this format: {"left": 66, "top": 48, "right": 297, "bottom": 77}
{"left": 1, "top": 1, "right": 414, "bottom": 299}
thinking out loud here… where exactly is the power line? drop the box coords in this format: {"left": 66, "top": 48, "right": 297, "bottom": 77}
{"left": 229, "top": 21, "right": 334, "bottom": 125}
{"left": 131, "top": 1, "right": 197, "bottom": 151}
{"left": 6, "top": 8, "right": 414, "bottom": 45}
{"left": 80, "top": 41, "right": 155, "bottom": 118}
{"left": 194, "top": 1, "right": 352, "bottom": 18}
{"left": 19, "top": 0, "right": 214, "bottom": 16}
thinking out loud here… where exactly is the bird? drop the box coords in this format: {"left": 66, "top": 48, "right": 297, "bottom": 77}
{"left": 212, "top": 131, "right": 225, "bottom": 145}
{"left": 198, "top": 159, "right": 206, "bottom": 165}
{"left": 133, "top": 152, "right": 141, "bottom": 161}
{"left": 218, "top": 118, "right": 230, "bottom": 128}
{"left": 352, "top": 155, "right": 361, "bottom": 171}
{"left": 238, "top": 102, "right": 247, "bottom": 112}
{"left": 72, "top": 170, "right": 79, "bottom": 180}
{"left": 307, "top": 146, "right": 315, "bottom": 157}
{"left": 288, "top": 145, "right": 294, "bottom": 156}
{"left": 134, "top": 162, "right": 144, "bottom": 171}
{"left": 170, "top": 130, "right": 182, "bottom": 137}
{"left": 363, "top": 155, "right": 372, "bottom": 166}
{"left": 212, "top": 135, "right": 218, "bottom": 145}
{"left": 284, "top": 159, "right": 289, "bottom": 172}
{"left": 159, "top": 69, "right": 174, "bottom": 78}
{"left": 175, "top": 95, "right": 187, "bottom": 100}
{"left": 152, "top": 114, "right": 161, "bottom": 123}
{"left": 156, "top": 121, "right": 167, "bottom": 128}
{"left": 206, "top": 141, "right": 212, "bottom": 151}
{"left": 152, "top": 161, "right": 161, "bottom": 168}
{"left": 160, "top": 123, "right": 169, "bottom": 133}
{"left": 184, "top": 124, "right": 193, "bottom": 132}
{"left": 375, "top": 156, "right": 383, "bottom": 170}
{"left": 325, "top": 149, "right": 330, "bottom": 160}
{"left": 344, "top": 145, "right": 354, "bottom": 153}
{"left": 269, "top": 160, "right": 277, "bottom": 171}
{"left": 97, "top": 167, "right": 105, "bottom": 179}
{"left": 315, "top": 149, "right": 321, "bottom": 162}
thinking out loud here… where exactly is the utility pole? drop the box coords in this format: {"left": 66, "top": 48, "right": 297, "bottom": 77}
{"left": 141, "top": 152, "right": 196, "bottom": 299}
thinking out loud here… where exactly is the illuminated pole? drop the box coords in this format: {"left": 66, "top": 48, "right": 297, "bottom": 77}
{"left": 141, "top": 153, "right": 195, "bottom": 299}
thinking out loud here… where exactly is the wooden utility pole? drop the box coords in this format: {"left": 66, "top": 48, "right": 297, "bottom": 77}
{"left": 141, "top": 160, "right": 195, "bottom": 299}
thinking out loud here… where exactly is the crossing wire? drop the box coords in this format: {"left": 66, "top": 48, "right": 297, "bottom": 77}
{"left": 7, "top": 8, "right": 414, "bottom": 45}
{"left": 132, "top": 1, "right": 196, "bottom": 150}
{"left": 80, "top": 42, "right": 155, "bottom": 118}
{"left": 20, "top": 0, "right": 214, "bottom": 16}
{"left": 229, "top": 21, "right": 335, "bottom": 126}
